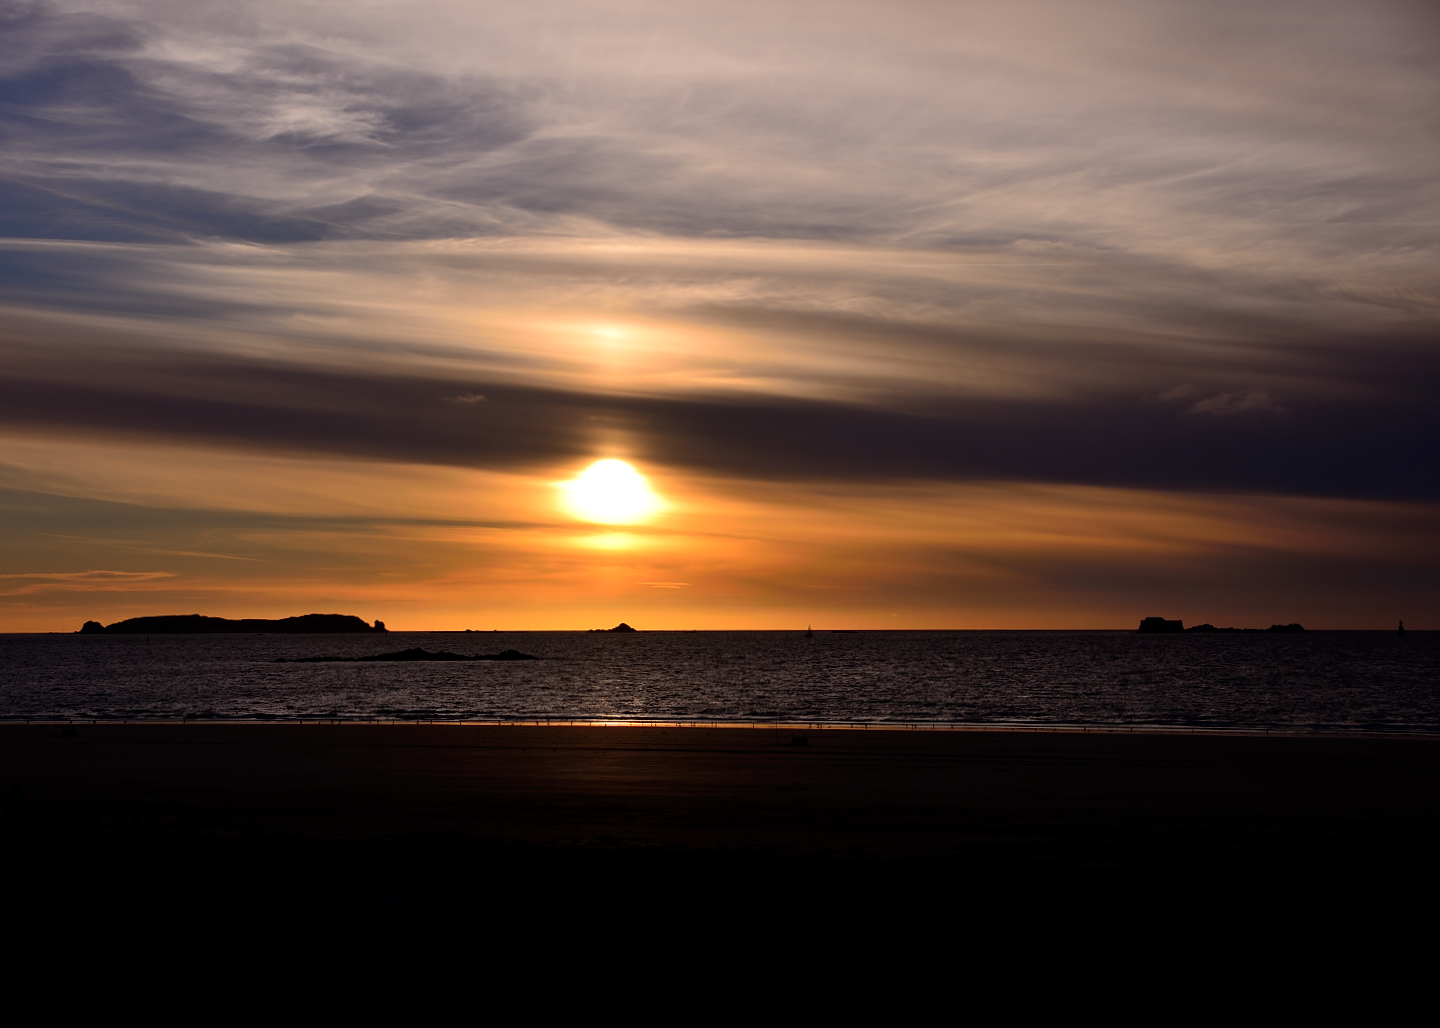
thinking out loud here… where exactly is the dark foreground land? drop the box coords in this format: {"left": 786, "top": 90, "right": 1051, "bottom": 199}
{"left": 3, "top": 723, "right": 1437, "bottom": 940}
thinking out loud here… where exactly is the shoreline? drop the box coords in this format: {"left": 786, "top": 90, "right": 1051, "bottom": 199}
{"left": 5, "top": 717, "right": 1438, "bottom": 738}
{"left": 5, "top": 719, "right": 1434, "bottom": 921}
{"left": 7, "top": 721, "right": 1437, "bottom": 926}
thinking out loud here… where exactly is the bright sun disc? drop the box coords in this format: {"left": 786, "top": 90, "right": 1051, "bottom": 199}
{"left": 561, "top": 459, "right": 663, "bottom": 524}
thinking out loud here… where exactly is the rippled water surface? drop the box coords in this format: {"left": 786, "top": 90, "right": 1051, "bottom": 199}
{"left": 1, "top": 630, "right": 1436, "bottom": 730}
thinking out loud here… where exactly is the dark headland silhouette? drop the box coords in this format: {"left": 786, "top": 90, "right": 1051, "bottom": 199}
{"left": 1138, "top": 617, "right": 1305, "bottom": 634}
{"left": 588, "top": 622, "right": 637, "bottom": 633}
{"left": 79, "top": 614, "right": 386, "bottom": 634}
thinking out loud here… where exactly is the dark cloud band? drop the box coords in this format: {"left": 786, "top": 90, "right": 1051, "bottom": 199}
{"left": 2, "top": 341, "right": 1435, "bottom": 500}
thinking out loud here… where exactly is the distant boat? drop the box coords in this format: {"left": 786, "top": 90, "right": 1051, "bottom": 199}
{"left": 805, "top": 625, "right": 813, "bottom": 638}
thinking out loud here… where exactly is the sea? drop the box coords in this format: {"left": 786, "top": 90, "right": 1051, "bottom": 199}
{"left": 1, "top": 630, "right": 1437, "bottom": 732}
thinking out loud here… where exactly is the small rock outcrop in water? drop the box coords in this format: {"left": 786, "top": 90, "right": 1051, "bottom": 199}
{"left": 278, "top": 648, "right": 539, "bottom": 663}
{"left": 1138, "top": 617, "right": 1185, "bottom": 633}
{"left": 588, "top": 622, "right": 637, "bottom": 633}
{"left": 78, "top": 614, "right": 386, "bottom": 634}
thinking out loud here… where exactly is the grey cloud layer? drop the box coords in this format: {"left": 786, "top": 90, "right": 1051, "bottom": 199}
{"left": 1, "top": 329, "right": 1435, "bottom": 499}
{"left": 2, "top": 0, "right": 1438, "bottom": 501}
{"left": 5, "top": 0, "right": 1437, "bottom": 250}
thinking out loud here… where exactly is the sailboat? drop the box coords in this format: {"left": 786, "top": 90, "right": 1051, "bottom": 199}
{"left": 805, "top": 625, "right": 813, "bottom": 638}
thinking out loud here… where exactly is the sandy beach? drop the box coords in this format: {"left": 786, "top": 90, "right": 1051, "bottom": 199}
{"left": 3, "top": 722, "right": 1437, "bottom": 930}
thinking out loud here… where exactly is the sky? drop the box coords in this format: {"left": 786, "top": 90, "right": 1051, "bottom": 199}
{"left": 1, "top": 0, "right": 1437, "bottom": 630}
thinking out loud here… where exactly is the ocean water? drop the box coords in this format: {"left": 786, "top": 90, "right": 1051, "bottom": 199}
{"left": 0, "top": 630, "right": 1436, "bottom": 731}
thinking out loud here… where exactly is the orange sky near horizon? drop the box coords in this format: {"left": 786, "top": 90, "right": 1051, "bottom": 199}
{"left": 2, "top": 428, "right": 1434, "bottom": 632}
{"left": 1, "top": 1, "right": 1437, "bottom": 631}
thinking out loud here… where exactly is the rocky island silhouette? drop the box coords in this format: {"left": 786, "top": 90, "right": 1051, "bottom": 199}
{"left": 1138, "top": 617, "right": 1305, "bottom": 633}
{"left": 79, "top": 614, "right": 387, "bottom": 634}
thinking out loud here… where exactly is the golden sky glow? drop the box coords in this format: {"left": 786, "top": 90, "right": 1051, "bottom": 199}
{"left": 0, "top": 1, "right": 1437, "bottom": 630}
{"left": 0, "top": 426, "right": 1435, "bottom": 631}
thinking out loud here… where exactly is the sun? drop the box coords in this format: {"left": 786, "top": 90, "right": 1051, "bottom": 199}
{"left": 560, "top": 459, "right": 664, "bottom": 524}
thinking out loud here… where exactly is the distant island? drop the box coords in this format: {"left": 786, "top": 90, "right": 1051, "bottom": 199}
{"left": 1138, "top": 617, "right": 1304, "bottom": 634}
{"left": 588, "top": 623, "right": 637, "bottom": 633}
{"left": 78, "top": 614, "right": 387, "bottom": 634}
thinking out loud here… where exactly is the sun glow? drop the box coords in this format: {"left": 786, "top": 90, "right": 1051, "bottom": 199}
{"left": 560, "top": 459, "right": 664, "bottom": 524}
